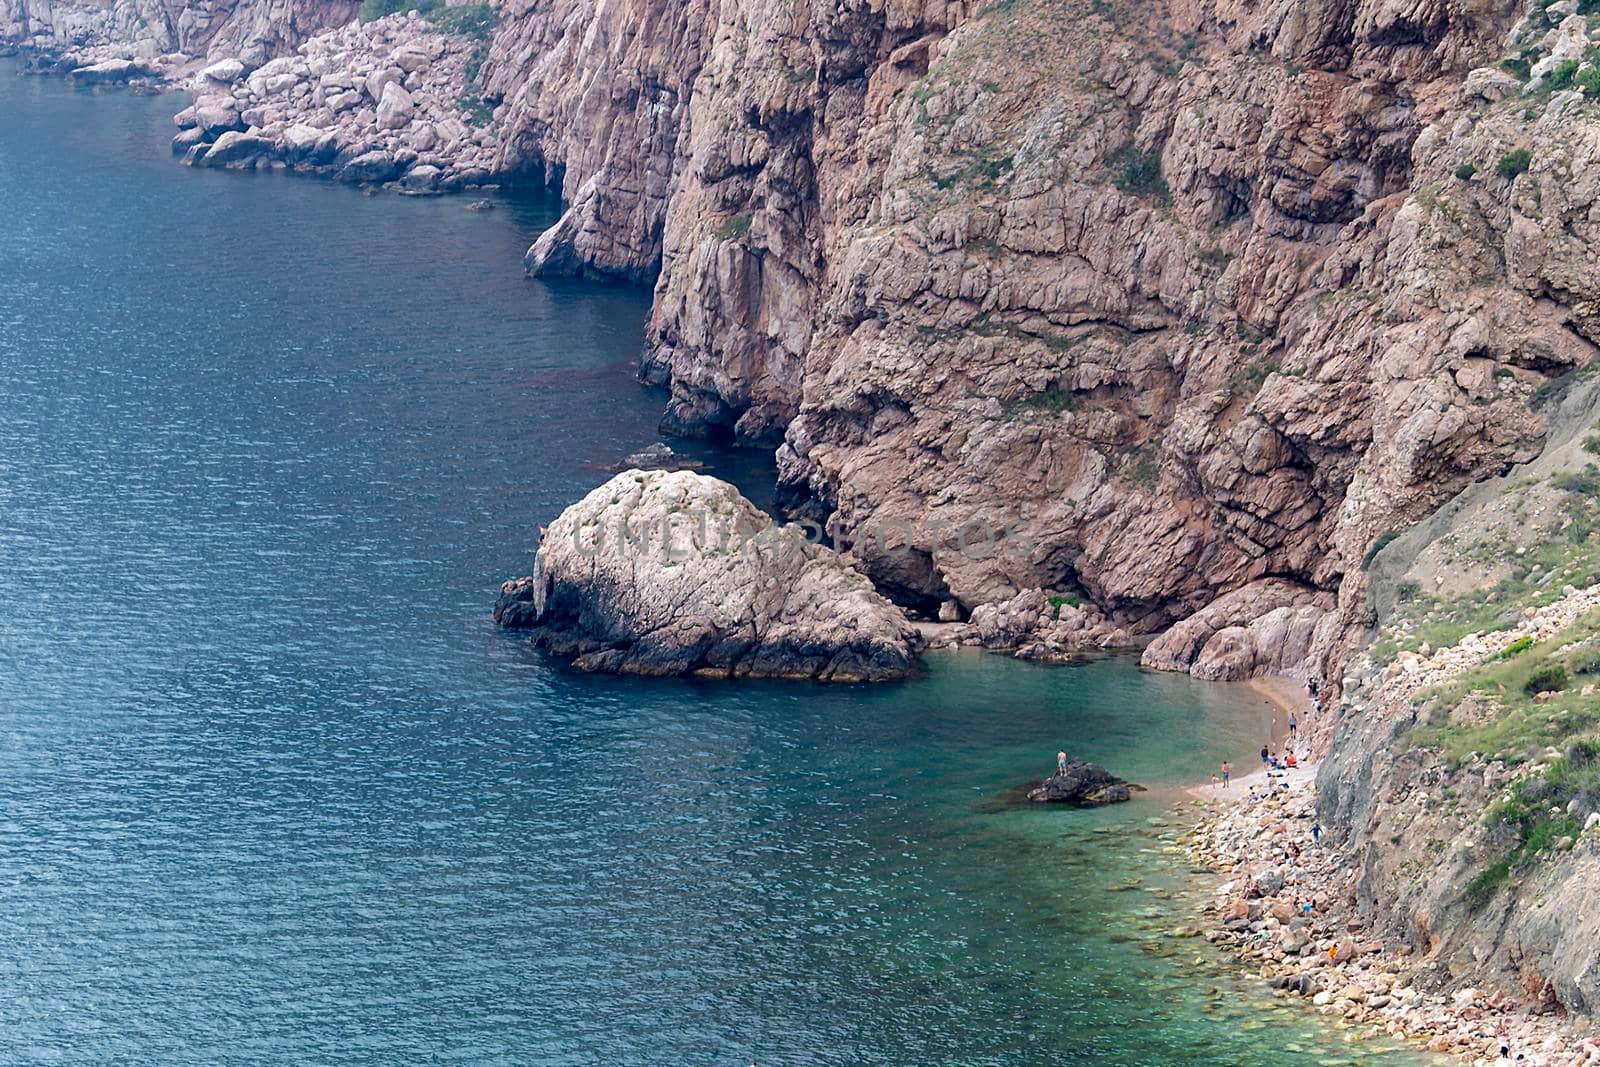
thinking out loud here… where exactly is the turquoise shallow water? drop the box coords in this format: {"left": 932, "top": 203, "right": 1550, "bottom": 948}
{"left": 0, "top": 66, "right": 1438, "bottom": 1065}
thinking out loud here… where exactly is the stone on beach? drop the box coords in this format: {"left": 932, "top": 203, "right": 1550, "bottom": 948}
{"left": 195, "top": 129, "right": 273, "bottom": 167}
{"left": 375, "top": 82, "right": 414, "bottom": 131}
{"left": 69, "top": 58, "right": 153, "bottom": 83}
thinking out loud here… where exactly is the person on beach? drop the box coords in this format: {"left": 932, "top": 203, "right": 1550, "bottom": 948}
{"left": 1260, "top": 744, "right": 1269, "bottom": 767}
{"left": 1311, "top": 821, "right": 1322, "bottom": 845}
{"left": 1248, "top": 786, "right": 1260, "bottom": 804}
{"left": 1220, "top": 761, "right": 1231, "bottom": 788}
{"left": 1056, "top": 751, "right": 1067, "bottom": 776}
{"left": 1288, "top": 711, "right": 1298, "bottom": 736}
{"left": 1284, "top": 752, "right": 1297, "bottom": 769}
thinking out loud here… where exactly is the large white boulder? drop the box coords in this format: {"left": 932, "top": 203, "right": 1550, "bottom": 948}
{"left": 200, "top": 57, "right": 244, "bottom": 84}
{"left": 494, "top": 470, "right": 921, "bottom": 680}
{"left": 376, "top": 82, "right": 414, "bottom": 131}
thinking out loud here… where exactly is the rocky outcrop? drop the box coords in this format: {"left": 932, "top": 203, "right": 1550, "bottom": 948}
{"left": 2, "top": 0, "right": 355, "bottom": 69}
{"left": 1026, "top": 759, "right": 1134, "bottom": 806}
{"left": 493, "top": 469, "right": 922, "bottom": 680}
{"left": 1140, "top": 579, "right": 1340, "bottom": 683}
{"left": 173, "top": 12, "right": 502, "bottom": 189}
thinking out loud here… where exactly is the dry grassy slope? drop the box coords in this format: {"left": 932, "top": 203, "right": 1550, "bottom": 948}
{"left": 1321, "top": 365, "right": 1600, "bottom": 1014}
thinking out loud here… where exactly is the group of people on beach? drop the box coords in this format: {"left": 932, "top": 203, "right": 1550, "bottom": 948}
{"left": 1208, "top": 691, "right": 1310, "bottom": 792}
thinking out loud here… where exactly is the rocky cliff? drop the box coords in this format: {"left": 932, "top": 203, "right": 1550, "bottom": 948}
{"left": 474, "top": 0, "right": 1600, "bottom": 700}
{"left": 12, "top": 0, "right": 1600, "bottom": 697}
{"left": 1316, "top": 370, "right": 1600, "bottom": 1017}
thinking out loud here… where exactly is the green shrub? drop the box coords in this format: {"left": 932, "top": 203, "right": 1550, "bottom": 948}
{"left": 1578, "top": 65, "right": 1600, "bottom": 97}
{"left": 1493, "top": 635, "right": 1535, "bottom": 661}
{"left": 1500, "top": 56, "right": 1532, "bottom": 81}
{"left": 1497, "top": 148, "right": 1532, "bottom": 179}
{"left": 1048, "top": 594, "right": 1081, "bottom": 620}
{"left": 1110, "top": 145, "right": 1169, "bottom": 202}
{"left": 359, "top": 0, "right": 433, "bottom": 21}
{"left": 1454, "top": 162, "right": 1476, "bottom": 181}
{"left": 1549, "top": 58, "right": 1581, "bottom": 90}
{"left": 429, "top": 2, "right": 494, "bottom": 37}
{"left": 1524, "top": 664, "right": 1569, "bottom": 696}
{"left": 1466, "top": 858, "right": 1512, "bottom": 902}
{"left": 1555, "top": 464, "right": 1600, "bottom": 495}
{"left": 1363, "top": 530, "right": 1399, "bottom": 569}
{"left": 1570, "top": 647, "right": 1600, "bottom": 675}
{"left": 1397, "top": 580, "right": 1423, "bottom": 603}
{"left": 716, "top": 213, "right": 753, "bottom": 240}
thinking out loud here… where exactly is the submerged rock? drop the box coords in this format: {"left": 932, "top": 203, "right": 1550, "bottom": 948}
{"left": 69, "top": 59, "right": 154, "bottom": 83}
{"left": 1026, "top": 760, "right": 1135, "bottom": 806}
{"left": 613, "top": 441, "right": 701, "bottom": 471}
{"left": 493, "top": 469, "right": 921, "bottom": 681}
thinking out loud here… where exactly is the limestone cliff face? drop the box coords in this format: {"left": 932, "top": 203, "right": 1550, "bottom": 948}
{"left": 482, "top": 0, "right": 1599, "bottom": 685}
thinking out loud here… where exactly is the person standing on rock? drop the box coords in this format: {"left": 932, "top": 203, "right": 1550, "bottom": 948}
{"left": 1220, "top": 761, "right": 1231, "bottom": 788}
{"left": 1056, "top": 751, "right": 1067, "bottom": 776}
{"left": 1260, "top": 744, "right": 1269, "bottom": 767}
{"left": 1288, "top": 710, "right": 1298, "bottom": 737}
{"left": 1311, "top": 821, "right": 1322, "bottom": 845}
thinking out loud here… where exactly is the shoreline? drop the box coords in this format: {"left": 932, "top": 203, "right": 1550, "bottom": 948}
{"left": 7, "top": 13, "right": 510, "bottom": 194}
{"left": 1175, "top": 718, "right": 1599, "bottom": 1064}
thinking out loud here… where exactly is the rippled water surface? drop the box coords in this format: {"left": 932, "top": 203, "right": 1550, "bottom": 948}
{"left": 0, "top": 66, "right": 1438, "bottom": 1065}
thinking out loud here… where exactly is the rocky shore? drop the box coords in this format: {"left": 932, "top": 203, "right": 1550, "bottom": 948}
{"left": 172, "top": 10, "right": 502, "bottom": 191}
{"left": 1184, "top": 771, "right": 1600, "bottom": 1065}
{"left": 7, "top": 3, "right": 503, "bottom": 193}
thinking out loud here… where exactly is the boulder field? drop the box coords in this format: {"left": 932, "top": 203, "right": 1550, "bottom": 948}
{"left": 170, "top": 13, "right": 501, "bottom": 190}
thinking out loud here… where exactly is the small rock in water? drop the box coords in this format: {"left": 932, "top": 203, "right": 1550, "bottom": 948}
{"left": 464, "top": 199, "right": 495, "bottom": 212}
{"left": 613, "top": 441, "right": 704, "bottom": 471}
{"left": 1025, "top": 759, "right": 1137, "bottom": 806}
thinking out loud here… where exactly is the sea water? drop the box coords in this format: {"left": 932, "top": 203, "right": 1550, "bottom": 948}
{"left": 0, "top": 64, "right": 1438, "bottom": 1065}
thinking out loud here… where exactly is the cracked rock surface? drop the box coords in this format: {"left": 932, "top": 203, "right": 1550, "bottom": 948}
{"left": 493, "top": 470, "right": 921, "bottom": 681}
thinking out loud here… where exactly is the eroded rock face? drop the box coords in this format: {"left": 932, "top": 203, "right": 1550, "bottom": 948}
{"left": 469, "top": 0, "right": 1600, "bottom": 696}
{"left": 493, "top": 470, "right": 922, "bottom": 680}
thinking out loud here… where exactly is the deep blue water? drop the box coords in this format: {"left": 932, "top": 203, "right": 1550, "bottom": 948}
{"left": 0, "top": 66, "right": 1437, "bottom": 1065}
